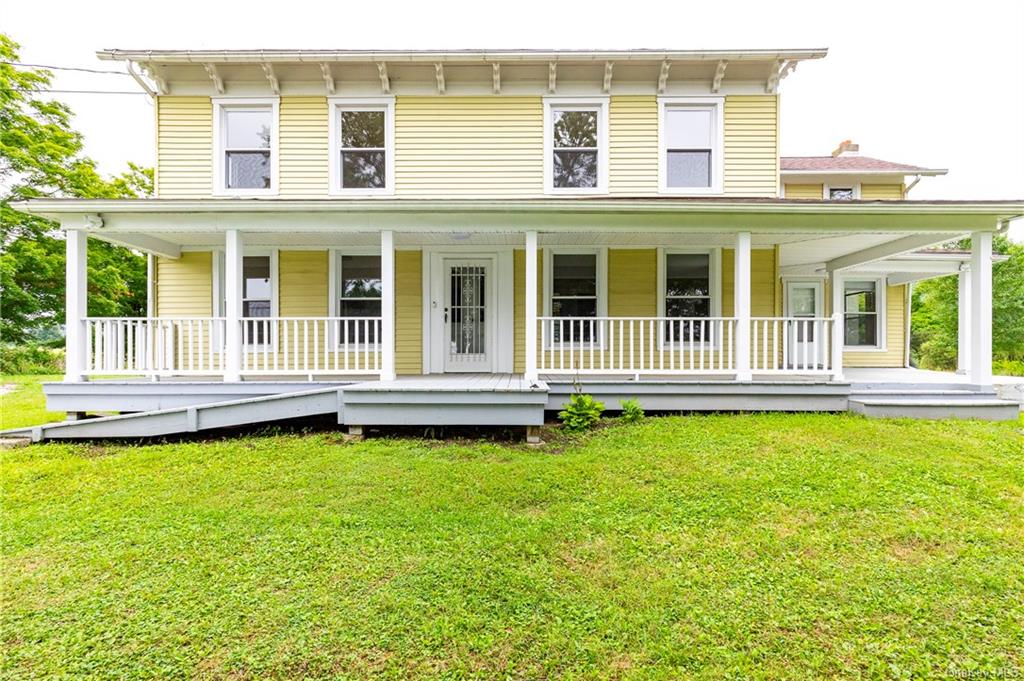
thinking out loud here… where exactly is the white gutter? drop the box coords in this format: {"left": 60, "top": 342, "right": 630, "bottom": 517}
{"left": 124, "top": 62, "right": 155, "bottom": 98}
{"left": 97, "top": 47, "right": 830, "bottom": 64}
{"left": 12, "top": 198, "right": 1024, "bottom": 217}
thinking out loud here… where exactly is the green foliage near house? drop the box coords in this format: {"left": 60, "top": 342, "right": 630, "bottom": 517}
{"left": 0, "top": 344, "right": 63, "bottom": 375}
{"left": 2, "top": 414, "right": 1022, "bottom": 677}
{"left": 558, "top": 392, "right": 605, "bottom": 431}
{"left": 0, "top": 33, "right": 153, "bottom": 343}
{"left": 619, "top": 397, "right": 645, "bottom": 422}
{"left": 911, "top": 235, "right": 1024, "bottom": 373}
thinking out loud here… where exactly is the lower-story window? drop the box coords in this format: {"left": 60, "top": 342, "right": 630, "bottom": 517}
{"left": 550, "top": 252, "right": 598, "bottom": 342}
{"left": 242, "top": 255, "right": 271, "bottom": 345}
{"left": 664, "top": 252, "right": 712, "bottom": 342}
{"left": 843, "top": 279, "right": 881, "bottom": 347}
{"left": 337, "top": 254, "right": 382, "bottom": 345}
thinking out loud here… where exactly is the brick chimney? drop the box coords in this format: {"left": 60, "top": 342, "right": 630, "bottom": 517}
{"left": 831, "top": 139, "right": 860, "bottom": 157}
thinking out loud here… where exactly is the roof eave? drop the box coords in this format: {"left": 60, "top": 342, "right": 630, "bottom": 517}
{"left": 780, "top": 169, "right": 949, "bottom": 177}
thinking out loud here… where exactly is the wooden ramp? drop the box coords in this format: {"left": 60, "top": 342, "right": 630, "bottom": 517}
{"left": 3, "top": 375, "right": 550, "bottom": 442}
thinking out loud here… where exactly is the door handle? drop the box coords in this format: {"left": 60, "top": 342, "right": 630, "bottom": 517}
{"left": 444, "top": 307, "right": 448, "bottom": 323}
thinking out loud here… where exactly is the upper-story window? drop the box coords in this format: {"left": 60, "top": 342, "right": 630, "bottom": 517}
{"left": 659, "top": 98, "right": 724, "bottom": 194}
{"left": 214, "top": 98, "right": 279, "bottom": 195}
{"left": 329, "top": 98, "right": 395, "bottom": 195}
{"left": 543, "top": 98, "right": 609, "bottom": 194}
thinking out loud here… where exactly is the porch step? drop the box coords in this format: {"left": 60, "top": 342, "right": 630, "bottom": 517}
{"left": 342, "top": 375, "right": 549, "bottom": 426}
{"left": 848, "top": 397, "right": 1019, "bottom": 421}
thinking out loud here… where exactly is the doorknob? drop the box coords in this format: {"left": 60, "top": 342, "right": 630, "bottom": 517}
{"left": 444, "top": 307, "right": 448, "bottom": 323}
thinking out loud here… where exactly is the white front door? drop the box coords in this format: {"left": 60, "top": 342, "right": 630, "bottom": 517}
{"left": 443, "top": 259, "right": 492, "bottom": 372}
{"left": 786, "top": 281, "right": 824, "bottom": 368}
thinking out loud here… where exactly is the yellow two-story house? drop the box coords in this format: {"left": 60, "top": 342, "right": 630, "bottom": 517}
{"left": 12, "top": 48, "right": 1023, "bottom": 440}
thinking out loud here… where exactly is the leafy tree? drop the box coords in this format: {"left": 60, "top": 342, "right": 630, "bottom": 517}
{"left": 1, "top": 33, "right": 152, "bottom": 343}
{"left": 911, "top": 234, "right": 1024, "bottom": 369}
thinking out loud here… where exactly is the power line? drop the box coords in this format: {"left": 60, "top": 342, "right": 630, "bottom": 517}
{"left": 0, "top": 61, "right": 131, "bottom": 75}
{"left": 10, "top": 88, "right": 146, "bottom": 95}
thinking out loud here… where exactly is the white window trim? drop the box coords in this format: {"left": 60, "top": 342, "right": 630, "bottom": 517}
{"left": 212, "top": 97, "right": 280, "bottom": 197}
{"left": 543, "top": 97, "right": 609, "bottom": 195}
{"left": 824, "top": 183, "right": 861, "bottom": 200}
{"left": 656, "top": 248, "right": 722, "bottom": 348}
{"left": 840, "top": 275, "right": 887, "bottom": 351}
{"left": 327, "top": 97, "right": 396, "bottom": 197}
{"left": 658, "top": 97, "right": 725, "bottom": 195}
{"left": 328, "top": 248, "right": 384, "bottom": 349}
{"left": 542, "top": 247, "right": 608, "bottom": 347}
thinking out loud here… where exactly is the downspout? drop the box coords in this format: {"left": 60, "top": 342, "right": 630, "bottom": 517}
{"left": 125, "top": 62, "right": 156, "bottom": 98}
{"left": 904, "top": 174, "right": 923, "bottom": 195}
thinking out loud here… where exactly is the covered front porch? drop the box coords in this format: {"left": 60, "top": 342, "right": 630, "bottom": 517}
{"left": 18, "top": 196, "right": 1011, "bottom": 424}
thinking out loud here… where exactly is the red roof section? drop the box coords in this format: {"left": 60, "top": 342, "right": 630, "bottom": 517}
{"left": 781, "top": 156, "right": 931, "bottom": 172}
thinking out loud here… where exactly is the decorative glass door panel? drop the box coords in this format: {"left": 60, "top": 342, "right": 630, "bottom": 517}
{"left": 444, "top": 260, "right": 491, "bottom": 372}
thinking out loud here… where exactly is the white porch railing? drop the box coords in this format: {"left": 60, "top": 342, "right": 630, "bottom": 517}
{"left": 240, "top": 317, "right": 382, "bottom": 375}
{"left": 83, "top": 317, "right": 383, "bottom": 377}
{"left": 538, "top": 317, "right": 737, "bottom": 374}
{"left": 85, "top": 317, "right": 227, "bottom": 375}
{"left": 750, "top": 317, "right": 837, "bottom": 374}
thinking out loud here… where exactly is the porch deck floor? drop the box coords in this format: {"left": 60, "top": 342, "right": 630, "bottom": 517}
{"left": 344, "top": 373, "right": 547, "bottom": 392}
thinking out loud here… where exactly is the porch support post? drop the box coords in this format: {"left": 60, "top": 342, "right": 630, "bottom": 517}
{"left": 957, "top": 266, "right": 971, "bottom": 374}
{"left": 734, "top": 232, "right": 752, "bottom": 381}
{"left": 969, "top": 232, "right": 992, "bottom": 387}
{"left": 524, "top": 231, "right": 538, "bottom": 382}
{"left": 380, "top": 230, "right": 396, "bottom": 381}
{"left": 830, "top": 271, "right": 845, "bottom": 381}
{"left": 224, "top": 229, "right": 243, "bottom": 382}
{"left": 64, "top": 228, "right": 88, "bottom": 382}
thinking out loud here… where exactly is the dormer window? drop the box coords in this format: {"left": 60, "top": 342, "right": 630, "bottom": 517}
{"left": 213, "top": 98, "right": 279, "bottom": 195}
{"left": 543, "top": 98, "right": 609, "bottom": 194}
{"left": 329, "top": 98, "right": 395, "bottom": 195}
{"left": 658, "top": 98, "right": 724, "bottom": 194}
{"left": 829, "top": 187, "right": 856, "bottom": 201}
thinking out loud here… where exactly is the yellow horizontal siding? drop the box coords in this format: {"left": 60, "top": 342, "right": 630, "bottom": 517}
{"left": 395, "top": 250, "right": 423, "bottom": 375}
{"left": 394, "top": 96, "right": 544, "bottom": 197}
{"left": 279, "top": 251, "right": 328, "bottom": 316}
{"left": 608, "top": 250, "right": 657, "bottom": 316}
{"left": 844, "top": 284, "right": 906, "bottom": 367}
{"left": 156, "top": 96, "right": 212, "bottom": 198}
{"left": 723, "top": 95, "right": 778, "bottom": 197}
{"left": 279, "top": 97, "right": 329, "bottom": 197}
{"left": 784, "top": 183, "right": 823, "bottom": 199}
{"left": 156, "top": 252, "right": 211, "bottom": 316}
{"left": 861, "top": 183, "right": 905, "bottom": 200}
{"left": 609, "top": 96, "right": 659, "bottom": 195}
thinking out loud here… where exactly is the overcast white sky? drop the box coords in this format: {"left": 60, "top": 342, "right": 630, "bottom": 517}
{"left": 6, "top": 0, "right": 1024, "bottom": 238}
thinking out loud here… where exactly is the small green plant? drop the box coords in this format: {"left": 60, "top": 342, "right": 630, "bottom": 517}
{"left": 558, "top": 392, "right": 605, "bottom": 432}
{"left": 619, "top": 398, "right": 644, "bottom": 423}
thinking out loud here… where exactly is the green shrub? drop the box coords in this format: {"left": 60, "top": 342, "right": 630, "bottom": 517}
{"left": 619, "top": 398, "right": 644, "bottom": 423}
{"left": 558, "top": 393, "right": 605, "bottom": 432}
{"left": 993, "top": 358, "right": 1024, "bottom": 377}
{"left": 0, "top": 344, "right": 64, "bottom": 375}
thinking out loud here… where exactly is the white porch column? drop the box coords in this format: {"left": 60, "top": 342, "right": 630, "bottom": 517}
{"left": 64, "top": 228, "right": 88, "bottom": 382}
{"left": 957, "top": 266, "right": 971, "bottom": 374}
{"left": 830, "top": 271, "right": 845, "bottom": 381}
{"left": 380, "top": 230, "right": 396, "bottom": 381}
{"left": 524, "top": 231, "right": 538, "bottom": 381}
{"left": 734, "top": 232, "right": 752, "bottom": 381}
{"left": 969, "top": 232, "right": 992, "bottom": 386}
{"left": 224, "top": 229, "right": 243, "bottom": 382}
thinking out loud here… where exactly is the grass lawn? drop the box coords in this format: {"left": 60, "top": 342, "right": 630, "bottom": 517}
{"left": 3, "top": 412, "right": 1023, "bottom": 679}
{"left": 0, "top": 375, "right": 63, "bottom": 430}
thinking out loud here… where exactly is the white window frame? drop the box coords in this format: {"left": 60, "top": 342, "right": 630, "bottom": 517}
{"left": 658, "top": 97, "right": 725, "bottom": 195}
{"left": 328, "top": 248, "right": 384, "bottom": 349}
{"left": 542, "top": 247, "right": 608, "bottom": 347}
{"left": 212, "top": 97, "right": 280, "bottom": 197}
{"left": 824, "top": 183, "right": 861, "bottom": 200}
{"left": 840, "top": 275, "right": 887, "bottom": 351}
{"left": 543, "top": 97, "right": 609, "bottom": 195}
{"left": 656, "top": 248, "right": 722, "bottom": 347}
{"left": 328, "top": 97, "right": 396, "bottom": 197}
